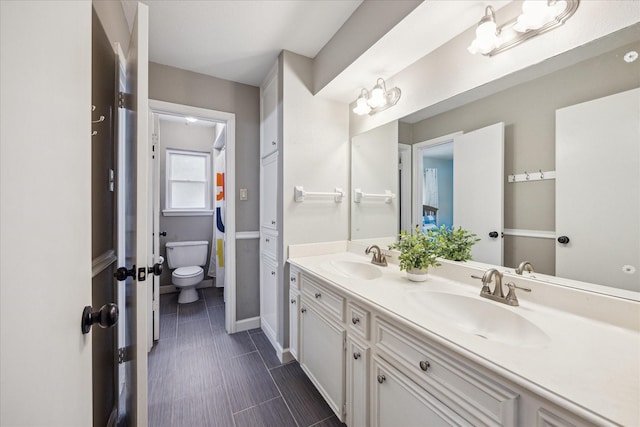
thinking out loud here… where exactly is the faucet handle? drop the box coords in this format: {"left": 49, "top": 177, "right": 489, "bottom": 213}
{"left": 471, "top": 275, "right": 491, "bottom": 294}
{"left": 505, "top": 282, "right": 532, "bottom": 306}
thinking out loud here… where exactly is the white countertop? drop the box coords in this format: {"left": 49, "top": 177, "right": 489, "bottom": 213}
{"left": 289, "top": 251, "right": 640, "bottom": 426}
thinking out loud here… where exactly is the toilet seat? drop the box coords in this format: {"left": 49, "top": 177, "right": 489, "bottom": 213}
{"left": 173, "top": 266, "right": 203, "bottom": 278}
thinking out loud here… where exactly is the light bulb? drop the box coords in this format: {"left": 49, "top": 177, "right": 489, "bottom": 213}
{"left": 514, "top": 0, "right": 555, "bottom": 32}
{"left": 368, "top": 84, "right": 386, "bottom": 108}
{"left": 468, "top": 20, "right": 498, "bottom": 54}
{"left": 352, "top": 95, "right": 371, "bottom": 115}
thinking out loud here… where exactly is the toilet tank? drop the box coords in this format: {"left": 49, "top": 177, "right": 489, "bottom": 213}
{"left": 165, "top": 241, "right": 209, "bottom": 268}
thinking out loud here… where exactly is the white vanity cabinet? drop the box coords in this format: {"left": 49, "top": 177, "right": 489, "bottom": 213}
{"left": 289, "top": 267, "right": 300, "bottom": 360}
{"left": 290, "top": 264, "right": 617, "bottom": 427}
{"left": 299, "top": 274, "right": 346, "bottom": 421}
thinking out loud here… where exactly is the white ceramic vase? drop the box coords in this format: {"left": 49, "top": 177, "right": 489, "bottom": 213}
{"left": 406, "top": 268, "right": 428, "bottom": 282}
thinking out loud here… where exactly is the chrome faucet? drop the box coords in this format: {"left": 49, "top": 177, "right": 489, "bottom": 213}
{"left": 365, "top": 245, "right": 387, "bottom": 267}
{"left": 515, "top": 261, "right": 534, "bottom": 275}
{"left": 472, "top": 268, "right": 531, "bottom": 306}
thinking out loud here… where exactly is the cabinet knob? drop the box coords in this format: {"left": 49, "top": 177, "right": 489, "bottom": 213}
{"left": 351, "top": 317, "right": 360, "bottom": 325}
{"left": 557, "top": 235, "right": 570, "bottom": 244}
{"left": 271, "top": 141, "right": 276, "bottom": 146}
{"left": 271, "top": 220, "right": 276, "bottom": 225}
{"left": 377, "top": 374, "right": 386, "bottom": 384}
{"left": 314, "top": 292, "right": 321, "bottom": 299}
{"left": 290, "top": 277, "right": 296, "bottom": 283}
{"left": 290, "top": 299, "right": 296, "bottom": 304}
{"left": 419, "top": 360, "right": 431, "bottom": 371}
{"left": 301, "top": 308, "right": 306, "bottom": 314}
{"left": 353, "top": 352, "right": 361, "bottom": 360}
{"left": 265, "top": 238, "right": 270, "bottom": 243}
{"left": 271, "top": 271, "right": 276, "bottom": 276}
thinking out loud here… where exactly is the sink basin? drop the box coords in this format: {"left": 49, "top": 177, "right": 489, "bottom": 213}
{"left": 407, "top": 291, "right": 549, "bottom": 348}
{"left": 322, "top": 260, "right": 383, "bottom": 280}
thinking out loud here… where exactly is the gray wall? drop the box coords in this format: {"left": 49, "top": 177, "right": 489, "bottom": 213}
{"left": 93, "top": 0, "right": 130, "bottom": 55}
{"left": 149, "top": 62, "right": 260, "bottom": 320}
{"left": 409, "top": 40, "right": 640, "bottom": 274}
{"left": 158, "top": 119, "right": 216, "bottom": 287}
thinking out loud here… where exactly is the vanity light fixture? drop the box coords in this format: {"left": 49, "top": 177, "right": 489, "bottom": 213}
{"left": 352, "top": 78, "right": 401, "bottom": 116}
{"left": 468, "top": 0, "right": 579, "bottom": 56}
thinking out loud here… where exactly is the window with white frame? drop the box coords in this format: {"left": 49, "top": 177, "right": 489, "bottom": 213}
{"left": 165, "top": 149, "right": 212, "bottom": 214}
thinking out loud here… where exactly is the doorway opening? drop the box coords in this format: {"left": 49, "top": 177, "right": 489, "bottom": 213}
{"left": 148, "top": 100, "right": 237, "bottom": 345}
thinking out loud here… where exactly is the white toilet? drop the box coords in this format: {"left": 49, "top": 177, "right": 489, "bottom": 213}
{"left": 165, "top": 241, "right": 208, "bottom": 304}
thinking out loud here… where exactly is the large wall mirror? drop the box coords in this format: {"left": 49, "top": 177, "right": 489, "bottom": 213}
{"left": 350, "top": 24, "right": 639, "bottom": 294}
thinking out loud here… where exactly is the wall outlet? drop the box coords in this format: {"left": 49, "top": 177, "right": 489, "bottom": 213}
{"left": 240, "top": 188, "right": 248, "bottom": 201}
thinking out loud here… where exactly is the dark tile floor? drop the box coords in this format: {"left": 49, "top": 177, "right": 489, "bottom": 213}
{"left": 149, "top": 287, "right": 346, "bottom": 427}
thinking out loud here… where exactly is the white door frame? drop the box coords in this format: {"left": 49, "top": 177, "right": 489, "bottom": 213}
{"left": 398, "top": 143, "right": 412, "bottom": 233}
{"left": 411, "top": 132, "right": 462, "bottom": 230}
{"left": 148, "top": 99, "right": 238, "bottom": 333}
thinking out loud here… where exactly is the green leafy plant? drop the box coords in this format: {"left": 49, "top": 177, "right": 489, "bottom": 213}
{"left": 388, "top": 227, "right": 440, "bottom": 272}
{"left": 428, "top": 225, "right": 480, "bottom": 262}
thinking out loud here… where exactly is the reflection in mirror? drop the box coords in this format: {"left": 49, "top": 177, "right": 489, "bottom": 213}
{"left": 350, "top": 25, "right": 640, "bottom": 293}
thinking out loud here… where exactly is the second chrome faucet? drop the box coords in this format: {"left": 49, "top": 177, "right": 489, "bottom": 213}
{"left": 365, "top": 245, "right": 388, "bottom": 267}
{"left": 472, "top": 268, "right": 531, "bottom": 306}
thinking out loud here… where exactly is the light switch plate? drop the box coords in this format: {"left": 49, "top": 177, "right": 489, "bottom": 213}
{"left": 240, "top": 188, "right": 248, "bottom": 201}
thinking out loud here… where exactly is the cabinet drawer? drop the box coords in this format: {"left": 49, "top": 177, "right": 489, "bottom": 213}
{"left": 262, "top": 232, "right": 277, "bottom": 259}
{"left": 375, "top": 318, "right": 518, "bottom": 427}
{"left": 301, "top": 275, "right": 345, "bottom": 322}
{"left": 347, "top": 303, "right": 370, "bottom": 340}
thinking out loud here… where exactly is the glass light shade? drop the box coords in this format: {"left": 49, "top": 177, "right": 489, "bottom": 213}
{"left": 468, "top": 21, "right": 499, "bottom": 55}
{"left": 368, "top": 83, "right": 387, "bottom": 108}
{"left": 514, "top": 0, "right": 556, "bottom": 32}
{"left": 353, "top": 95, "right": 371, "bottom": 115}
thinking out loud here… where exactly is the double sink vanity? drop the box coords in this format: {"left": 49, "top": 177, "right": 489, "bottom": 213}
{"left": 287, "top": 242, "right": 639, "bottom": 427}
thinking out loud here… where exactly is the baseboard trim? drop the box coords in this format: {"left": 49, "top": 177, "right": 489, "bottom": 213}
{"left": 235, "top": 316, "right": 260, "bottom": 332}
{"left": 280, "top": 348, "right": 295, "bottom": 364}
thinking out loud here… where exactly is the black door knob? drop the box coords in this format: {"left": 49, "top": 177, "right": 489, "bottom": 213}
{"left": 159, "top": 231, "right": 167, "bottom": 237}
{"left": 148, "top": 263, "right": 163, "bottom": 276}
{"left": 114, "top": 266, "right": 135, "bottom": 281}
{"left": 489, "top": 231, "right": 499, "bottom": 238}
{"left": 557, "top": 236, "right": 570, "bottom": 244}
{"left": 81, "top": 303, "right": 118, "bottom": 334}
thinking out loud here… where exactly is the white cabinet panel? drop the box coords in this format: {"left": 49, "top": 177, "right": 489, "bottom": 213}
{"left": 289, "top": 287, "right": 299, "bottom": 360}
{"left": 347, "top": 337, "right": 369, "bottom": 427}
{"left": 300, "top": 303, "right": 345, "bottom": 421}
{"left": 260, "top": 255, "right": 278, "bottom": 344}
{"left": 260, "top": 66, "right": 278, "bottom": 157}
{"left": 261, "top": 152, "right": 278, "bottom": 231}
{"left": 372, "top": 356, "right": 471, "bottom": 427}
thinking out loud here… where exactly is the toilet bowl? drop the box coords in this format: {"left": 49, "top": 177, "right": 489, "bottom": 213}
{"left": 165, "top": 241, "right": 209, "bottom": 304}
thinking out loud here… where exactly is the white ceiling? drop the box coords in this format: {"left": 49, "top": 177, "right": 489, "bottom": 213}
{"left": 124, "top": 0, "right": 362, "bottom": 87}
{"left": 122, "top": 0, "right": 513, "bottom": 101}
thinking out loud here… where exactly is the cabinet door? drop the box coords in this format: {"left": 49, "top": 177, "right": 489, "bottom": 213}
{"left": 289, "top": 288, "right": 299, "bottom": 360}
{"left": 300, "top": 303, "right": 346, "bottom": 421}
{"left": 347, "top": 337, "right": 369, "bottom": 427}
{"left": 372, "top": 357, "right": 471, "bottom": 427}
{"left": 260, "top": 255, "right": 278, "bottom": 343}
{"left": 260, "top": 152, "right": 278, "bottom": 230}
{"left": 261, "top": 69, "right": 278, "bottom": 157}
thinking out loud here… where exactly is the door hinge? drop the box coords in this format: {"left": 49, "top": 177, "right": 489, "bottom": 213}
{"left": 118, "top": 347, "right": 132, "bottom": 364}
{"left": 342, "top": 403, "right": 347, "bottom": 420}
{"left": 118, "top": 92, "right": 133, "bottom": 110}
{"left": 138, "top": 267, "right": 146, "bottom": 282}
